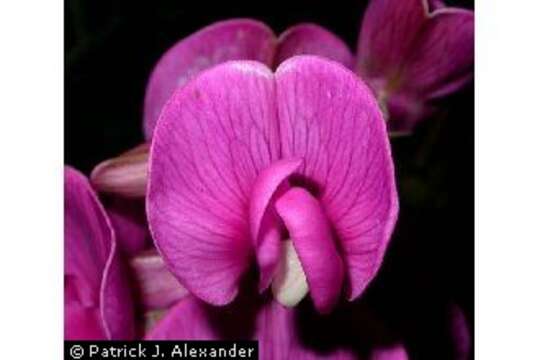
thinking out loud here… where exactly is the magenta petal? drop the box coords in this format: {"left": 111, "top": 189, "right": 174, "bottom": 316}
{"left": 100, "top": 248, "right": 136, "bottom": 339}
{"left": 256, "top": 301, "right": 356, "bottom": 360}
{"left": 276, "top": 24, "right": 354, "bottom": 69}
{"left": 450, "top": 305, "right": 471, "bottom": 360}
{"left": 65, "top": 304, "right": 106, "bottom": 340}
{"left": 275, "top": 187, "right": 344, "bottom": 313}
{"left": 400, "top": 9, "right": 474, "bottom": 99}
{"left": 65, "top": 167, "right": 112, "bottom": 304}
{"left": 275, "top": 56, "right": 399, "bottom": 301}
{"left": 357, "top": 0, "right": 427, "bottom": 79}
{"left": 143, "top": 19, "right": 276, "bottom": 139}
{"left": 145, "top": 297, "right": 216, "bottom": 340}
{"left": 148, "top": 61, "right": 280, "bottom": 305}
{"left": 428, "top": 0, "right": 446, "bottom": 10}
{"left": 146, "top": 297, "right": 355, "bottom": 359}
{"left": 371, "top": 344, "right": 409, "bottom": 360}
{"left": 106, "top": 197, "right": 150, "bottom": 256}
{"left": 149, "top": 57, "right": 398, "bottom": 307}
{"left": 250, "top": 159, "right": 303, "bottom": 249}
{"left": 64, "top": 167, "right": 135, "bottom": 339}
{"left": 130, "top": 249, "right": 188, "bottom": 310}
{"left": 357, "top": 0, "right": 473, "bottom": 130}
{"left": 249, "top": 158, "right": 303, "bottom": 291}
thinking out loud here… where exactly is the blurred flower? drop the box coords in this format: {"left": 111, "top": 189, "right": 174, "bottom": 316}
{"left": 449, "top": 304, "right": 471, "bottom": 360}
{"left": 146, "top": 57, "right": 398, "bottom": 313}
{"left": 90, "top": 19, "right": 353, "bottom": 198}
{"left": 64, "top": 166, "right": 135, "bottom": 339}
{"left": 356, "top": 0, "right": 474, "bottom": 133}
{"left": 129, "top": 248, "right": 188, "bottom": 312}
{"left": 91, "top": 143, "right": 149, "bottom": 198}
{"left": 145, "top": 293, "right": 408, "bottom": 360}
{"left": 105, "top": 197, "right": 150, "bottom": 256}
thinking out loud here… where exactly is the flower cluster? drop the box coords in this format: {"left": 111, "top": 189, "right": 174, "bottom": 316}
{"left": 66, "top": 0, "right": 473, "bottom": 358}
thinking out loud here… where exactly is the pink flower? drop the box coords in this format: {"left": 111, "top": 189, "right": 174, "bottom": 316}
{"left": 356, "top": 0, "right": 474, "bottom": 132}
{"left": 90, "top": 19, "right": 354, "bottom": 198}
{"left": 91, "top": 6, "right": 474, "bottom": 196}
{"left": 64, "top": 167, "right": 135, "bottom": 339}
{"left": 146, "top": 56, "right": 398, "bottom": 314}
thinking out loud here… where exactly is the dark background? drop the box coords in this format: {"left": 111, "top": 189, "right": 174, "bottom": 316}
{"left": 66, "top": 0, "right": 474, "bottom": 358}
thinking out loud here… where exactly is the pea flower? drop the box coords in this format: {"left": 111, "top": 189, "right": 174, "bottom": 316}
{"left": 90, "top": 19, "right": 353, "bottom": 198}
{"left": 64, "top": 167, "right": 135, "bottom": 339}
{"left": 146, "top": 56, "right": 398, "bottom": 313}
{"left": 356, "top": 0, "right": 474, "bottom": 132}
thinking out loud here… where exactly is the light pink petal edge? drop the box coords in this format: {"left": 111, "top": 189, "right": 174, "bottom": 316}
{"left": 143, "top": 19, "right": 276, "bottom": 140}
{"left": 64, "top": 166, "right": 135, "bottom": 339}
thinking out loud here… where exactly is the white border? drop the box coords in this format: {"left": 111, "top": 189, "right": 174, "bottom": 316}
{"left": 1, "top": 0, "right": 540, "bottom": 358}
{"left": 477, "top": 0, "right": 540, "bottom": 358}
{"left": 0, "top": 0, "right": 63, "bottom": 358}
